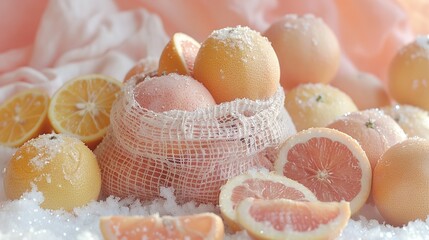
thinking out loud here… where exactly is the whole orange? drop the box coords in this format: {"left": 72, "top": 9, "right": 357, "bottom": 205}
{"left": 264, "top": 14, "right": 340, "bottom": 90}
{"left": 373, "top": 138, "right": 429, "bottom": 226}
{"left": 3, "top": 133, "right": 101, "bottom": 211}
{"left": 193, "top": 25, "right": 280, "bottom": 103}
{"left": 388, "top": 35, "right": 429, "bottom": 111}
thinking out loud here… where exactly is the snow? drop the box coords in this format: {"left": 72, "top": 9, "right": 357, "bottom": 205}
{"left": 1, "top": 146, "right": 429, "bottom": 239}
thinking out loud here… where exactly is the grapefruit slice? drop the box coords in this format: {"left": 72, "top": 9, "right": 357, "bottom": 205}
{"left": 236, "top": 198, "right": 350, "bottom": 240}
{"left": 0, "top": 89, "right": 50, "bottom": 147}
{"left": 219, "top": 172, "right": 317, "bottom": 231}
{"left": 158, "top": 32, "right": 200, "bottom": 76}
{"left": 48, "top": 74, "right": 122, "bottom": 149}
{"left": 274, "top": 127, "right": 372, "bottom": 215}
{"left": 99, "top": 212, "right": 224, "bottom": 240}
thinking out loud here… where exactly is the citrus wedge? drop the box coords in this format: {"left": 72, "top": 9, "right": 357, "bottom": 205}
{"left": 158, "top": 32, "right": 200, "bottom": 76}
{"left": 99, "top": 212, "right": 224, "bottom": 240}
{"left": 236, "top": 198, "right": 350, "bottom": 240}
{"left": 274, "top": 127, "right": 372, "bottom": 215}
{"left": 48, "top": 74, "right": 122, "bottom": 149}
{"left": 0, "top": 89, "right": 50, "bottom": 147}
{"left": 219, "top": 172, "right": 317, "bottom": 231}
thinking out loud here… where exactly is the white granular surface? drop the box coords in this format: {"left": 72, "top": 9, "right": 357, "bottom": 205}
{"left": 1, "top": 145, "right": 429, "bottom": 239}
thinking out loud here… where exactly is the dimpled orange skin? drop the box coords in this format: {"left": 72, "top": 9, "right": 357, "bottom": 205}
{"left": 388, "top": 36, "right": 429, "bottom": 111}
{"left": 264, "top": 14, "right": 340, "bottom": 90}
{"left": 372, "top": 138, "right": 429, "bottom": 227}
{"left": 193, "top": 26, "right": 280, "bottom": 104}
{"left": 3, "top": 134, "right": 101, "bottom": 211}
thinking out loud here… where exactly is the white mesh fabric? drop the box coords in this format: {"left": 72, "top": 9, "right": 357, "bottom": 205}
{"left": 94, "top": 76, "right": 296, "bottom": 204}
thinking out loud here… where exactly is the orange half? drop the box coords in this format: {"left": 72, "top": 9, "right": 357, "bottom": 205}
{"left": 158, "top": 32, "right": 201, "bottom": 76}
{"left": 48, "top": 74, "right": 122, "bottom": 149}
{"left": 0, "top": 89, "right": 50, "bottom": 147}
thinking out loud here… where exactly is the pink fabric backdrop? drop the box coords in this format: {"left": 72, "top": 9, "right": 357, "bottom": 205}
{"left": 0, "top": 0, "right": 426, "bottom": 103}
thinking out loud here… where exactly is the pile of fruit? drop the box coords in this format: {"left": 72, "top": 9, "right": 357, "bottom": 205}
{"left": 1, "top": 13, "right": 429, "bottom": 240}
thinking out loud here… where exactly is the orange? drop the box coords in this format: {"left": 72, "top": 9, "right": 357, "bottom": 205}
{"left": 284, "top": 83, "right": 358, "bottom": 131}
{"left": 236, "top": 198, "right": 350, "bottom": 240}
{"left": 157, "top": 32, "right": 200, "bottom": 76}
{"left": 264, "top": 14, "right": 340, "bottom": 90}
{"left": 99, "top": 212, "right": 224, "bottom": 240}
{"left": 219, "top": 171, "right": 317, "bottom": 231}
{"left": 123, "top": 57, "right": 158, "bottom": 82}
{"left": 134, "top": 73, "right": 215, "bottom": 112}
{"left": 193, "top": 25, "right": 280, "bottom": 103}
{"left": 3, "top": 133, "right": 101, "bottom": 211}
{"left": 382, "top": 104, "right": 429, "bottom": 140}
{"left": 331, "top": 71, "right": 391, "bottom": 110}
{"left": 274, "top": 127, "right": 372, "bottom": 215}
{"left": 48, "top": 74, "right": 122, "bottom": 149}
{"left": 372, "top": 138, "right": 429, "bottom": 226}
{"left": 0, "top": 89, "right": 50, "bottom": 147}
{"left": 388, "top": 35, "right": 429, "bottom": 111}
{"left": 326, "top": 109, "right": 407, "bottom": 170}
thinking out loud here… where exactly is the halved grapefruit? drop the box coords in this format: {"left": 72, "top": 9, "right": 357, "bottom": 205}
{"left": 219, "top": 171, "right": 317, "bottom": 231}
{"left": 274, "top": 127, "right": 372, "bottom": 215}
{"left": 236, "top": 198, "right": 350, "bottom": 240}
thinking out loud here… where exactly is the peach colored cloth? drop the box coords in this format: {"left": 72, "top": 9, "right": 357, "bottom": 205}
{"left": 0, "top": 0, "right": 426, "bottom": 103}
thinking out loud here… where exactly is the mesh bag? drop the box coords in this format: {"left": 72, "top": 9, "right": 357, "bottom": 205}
{"left": 94, "top": 76, "right": 296, "bottom": 204}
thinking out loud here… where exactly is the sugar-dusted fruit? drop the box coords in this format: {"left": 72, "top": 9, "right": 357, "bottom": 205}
{"left": 219, "top": 171, "right": 317, "bottom": 231}
{"left": 382, "top": 104, "right": 429, "bottom": 140}
{"left": 332, "top": 71, "right": 391, "bottom": 110}
{"left": 236, "top": 198, "right": 350, "bottom": 240}
{"left": 274, "top": 127, "right": 371, "bottom": 215}
{"left": 158, "top": 32, "right": 201, "bottom": 76}
{"left": 123, "top": 57, "right": 158, "bottom": 82}
{"left": 264, "top": 14, "right": 340, "bottom": 90}
{"left": 285, "top": 83, "right": 358, "bottom": 131}
{"left": 373, "top": 138, "right": 429, "bottom": 227}
{"left": 3, "top": 133, "right": 101, "bottom": 211}
{"left": 388, "top": 35, "right": 429, "bottom": 111}
{"left": 326, "top": 109, "right": 407, "bottom": 170}
{"left": 48, "top": 74, "right": 122, "bottom": 149}
{"left": 0, "top": 89, "right": 50, "bottom": 147}
{"left": 134, "top": 73, "right": 216, "bottom": 112}
{"left": 193, "top": 25, "right": 280, "bottom": 103}
{"left": 99, "top": 212, "right": 224, "bottom": 240}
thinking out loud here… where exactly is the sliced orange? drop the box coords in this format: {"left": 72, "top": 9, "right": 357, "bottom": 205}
{"left": 0, "top": 89, "right": 50, "bottom": 147}
{"left": 158, "top": 32, "right": 201, "bottom": 76}
{"left": 274, "top": 127, "right": 372, "bottom": 215}
{"left": 99, "top": 212, "right": 224, "bottom": 240}
{"left": 48, "top": 74, "right": 122, "bottom": 149}
{"left": 219, "top": 171, "right": 317, "bottom": 231}
{"left": 236, "top": 198, "right": 350, "bottom": 240}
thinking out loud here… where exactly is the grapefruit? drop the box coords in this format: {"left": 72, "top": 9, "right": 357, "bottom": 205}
{"left": 236, "top": 198, "right": 350, "bottom": 240}
{"left": 274, "top": 127, "right": 372, "bottom": 215}
{"left": 100, "top": 212, "right": 224, "bottom": 240}
{"left": 193, "top": 25, "right": 280, "bottom": 103}
{"left": 219, "top": 171, "right": 317, "bottom": 231}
